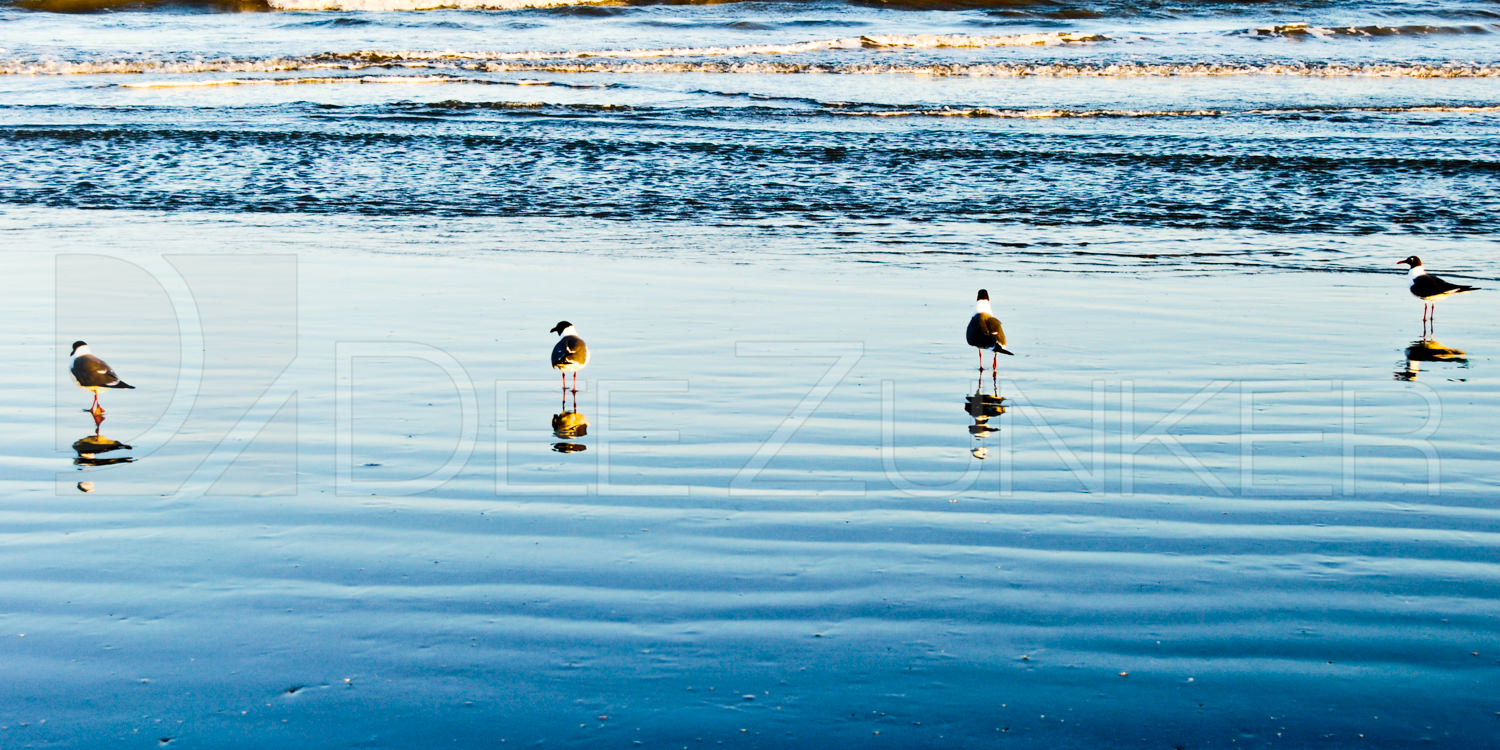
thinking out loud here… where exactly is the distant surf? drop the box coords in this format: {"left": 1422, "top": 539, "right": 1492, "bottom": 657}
{"left": 13, "top": 0, "right": 1500, "bottom": 17}
{"left": 5, "top": 53, "right": 1495, "bottom": 78}
{"left": 2, "top": 0, "right": 1497, "bottom": 237}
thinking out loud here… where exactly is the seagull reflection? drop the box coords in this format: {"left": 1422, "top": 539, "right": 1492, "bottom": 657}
{"left": 551, "top": 391, "right": 589, "bottom": 454}
{"left": 73, "top": 433, "right": 135, "bottom": 467}
{"left": 73, "top": 411, "right": 135, "bottom": 468}
{"left": 965, "top": 372, "right": 1006, "bottom": 459}
{"left": 1396, "top": 337, "right": 1469, "bottom": 381}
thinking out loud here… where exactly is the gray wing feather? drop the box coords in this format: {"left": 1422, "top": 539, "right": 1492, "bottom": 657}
{"left": 552, "top": 336, "right": 589, "bottom": 367}
{"left": 967, "top": 313, "right": 1006, "bottom": 350}
{"left": 1412, "top": 274, "right": 1475, "bottom": 298}
{"left": 72, "top": 355, "right": 124, "bottom": 388}
{"left": 985, "top": 316, "right": 1006, "bottom": 347}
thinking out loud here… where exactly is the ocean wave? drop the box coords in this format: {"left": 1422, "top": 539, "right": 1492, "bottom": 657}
{"left": 1245, "top": 22, "right": 1499, "bottom": 39}
{"left": 266, "top": 0, "right": 613, "bottom": 9}
{"left": 13, "top": 0, "right": 1500, "bottom": 17}
{"left": 309, "top": 32, "right": 1109, "bottom": 61}
{"left": 859, "top": 32, "right": 1109, "bottom": 48}
{"left": 25, "top": 97, "right": 1487, "bottom": 123}
{"left": 111, "top": 73, "right": 613, "bottom": 91}
{"left": 828, "top": 103, "right": 1500, "bottom": 118}
{"left": 0, "top": 0, "right": 1212, "bottom": 12}
{"left": 5, "top": 0, "right": 1097, "bottom": 10}
{"left": 6, "top": 52, "right": 1497, "bottom": 79}
{"left": 370, "top": 58, "right": 1500, "bottom": 78}
{"left": 383, "top": 100, "right": 1222, "bottom": 119}
{"left": 382, "top": 99, "right": 1500, "bottom": 120}
{"left": 7, "top": 0, "right": 610, "bottom": 10}
{"left": 0, "top": 33, "right": 1109, "bottom": 77}
{"left": 4, "top": 125, "right": 1495, "bottom": 235}
{"left": 117, "top": 73, "right": 468, "bottom": 88}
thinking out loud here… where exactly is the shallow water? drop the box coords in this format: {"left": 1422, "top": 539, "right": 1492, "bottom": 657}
{"left": 3, "top": 209, "right": 1500, "bottom": 746}
{"left": 3, "top": 0, "right": 1500, "bottom": 744}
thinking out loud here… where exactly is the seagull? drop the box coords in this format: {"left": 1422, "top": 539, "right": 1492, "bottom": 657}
{"left": 1399, "top": 256, "right": 1477, "bottom": 322}
{"left": 550, "top": 321, "right": 589, "bottom": 393}
{"left": 966, "top": 289, "right": 1013, "bottom": 370}
{"left": 69, "top": 341, "right": 133, "bottom": 415}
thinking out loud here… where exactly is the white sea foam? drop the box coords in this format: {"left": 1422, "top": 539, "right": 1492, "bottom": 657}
{"left": 0, "top": 33, "right": 1106, "bottom": 77}
{"left": 843, "top": 107, "right": 1228, "bottom": 119}
{"left": 857, "top": 32, "right": 1109, "bottom": 48}
{"left": 3, "top": 54, "right": 1496, "bottom": 79}
{"left": 118, "top": 74, "right": 464, "bottom": 88}
{"left": 321, "top": 32, "right": 1108, "bottom": 62}
{"left": 463, "top": 60, "right": 1500, "bottom": 78}
{"left": 836, "top": 104, "right": 1500, "bottom": 119}
{"left": 1246, "top": 21, "right": 1498, "bottom": 39}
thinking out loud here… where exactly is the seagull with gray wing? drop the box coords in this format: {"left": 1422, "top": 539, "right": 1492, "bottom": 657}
{"left": 1398, "top": 256, "right": 1477, "bottom": 324}
{"left": 966, "top": 289, "right": 1013, "bottom": 371}
{"left": 550, "top": 321, "right": 589, "bottom": 393}
{"left": 69, "top": 341, "right": 133, "bottom": 415}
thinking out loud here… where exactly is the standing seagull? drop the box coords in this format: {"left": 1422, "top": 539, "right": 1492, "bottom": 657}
{"left": 966, "top": 289, "right": 1014, "bottom": 371}
{"left": 550, "top": 321, "right": 589, "bottom": 393}
{"left": 1398, "top": 256, "right": 1477, "bottom": 323}
{"left": 69, "top": 341, "right": 133, "bottom": 415}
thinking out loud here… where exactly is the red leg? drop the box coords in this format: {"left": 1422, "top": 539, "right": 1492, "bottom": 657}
{"left": 977, "top": 348, "right": 984, "bottom": 371}
{"left": 992, "top": 352, "right": 997, "bottom": 371}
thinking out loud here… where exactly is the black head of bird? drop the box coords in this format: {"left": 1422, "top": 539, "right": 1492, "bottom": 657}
{"left": 550, "top": 321, "right": 573, "bottom": 335}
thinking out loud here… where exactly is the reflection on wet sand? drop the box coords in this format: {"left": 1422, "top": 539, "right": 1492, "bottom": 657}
{"left": 72, "top": 412, "right": 136, "bottom": 480}
{"left": 551, "top": 392, "right": 589, "bottom": 454}
{"left": 965, "top": 373, "right": 1006, "bottom": 459}
{"left": 73, "top": 433, "right": 134, "bottom": 465}
{"left": 1396, "top": 337, "right": 1469, "bottom": 381}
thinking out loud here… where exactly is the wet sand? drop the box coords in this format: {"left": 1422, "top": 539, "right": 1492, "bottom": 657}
{"left": 2, "top": 209, "right": 1499, "bottom": 746}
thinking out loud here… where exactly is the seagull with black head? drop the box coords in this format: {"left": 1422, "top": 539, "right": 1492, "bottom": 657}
{"left": 966, "top": 290, "right": 1014, "bottom": 371}
{"left": 550, "top": 321, "right": 589, "bottom": 393}
{"left": 1398, "top": 256, "right": 1477, "bottom": 323}
{"left": 69, "top": 341, "right": 133, "bottom": 415}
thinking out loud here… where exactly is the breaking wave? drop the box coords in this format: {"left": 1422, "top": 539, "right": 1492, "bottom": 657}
{"left": 16, "top": 0, "right": 1500, "bottom": 16}
{"left": 363, "top": 99, "right": 1500, "bottom": 119}
{"left": 1245, "top": 22, "right": 1499, "bottom": 39}
{"left": 4, "top": 52, "right": 1497, "bottom": 79}
{"left": 313, "top": 32, "right": 1111, "bottom": 60}
{"left": 822, "top": 103, "right": 1500, "bottom": 118}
